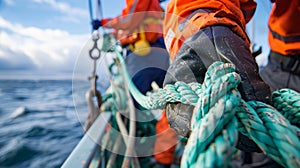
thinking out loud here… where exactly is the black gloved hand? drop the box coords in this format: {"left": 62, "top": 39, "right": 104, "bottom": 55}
{"left": 164, "top": 26, "right": 271, "bottom": 153}
{"left": 166, "top": 103, "right": 194, "bottom": 137}
{"left": 91, "top": 19, "right": 101, "bottom": 30}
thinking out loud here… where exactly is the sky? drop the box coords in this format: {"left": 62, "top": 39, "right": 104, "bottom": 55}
{"left": 0, "top": 0, "right": 125, "bottom": 79}
{"left": 0, "top": 0, "right": 272, "bottom": 80}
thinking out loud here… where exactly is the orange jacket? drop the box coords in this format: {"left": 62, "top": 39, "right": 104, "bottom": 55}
{"left": 154, "top": 110, "right": 178, "bottom": 165}
{"left": 268, "top": 0, "right": 300, "bottom": 56}
{"left": 163, "top": 0, "right": 256, "bottom": 60}
{"left": 102, "top": 0, "right": 164, "bottom": 45}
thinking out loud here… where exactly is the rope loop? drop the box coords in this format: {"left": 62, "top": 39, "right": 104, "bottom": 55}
{"left": 100, "top": 60, "right": 300, "bottom": 168}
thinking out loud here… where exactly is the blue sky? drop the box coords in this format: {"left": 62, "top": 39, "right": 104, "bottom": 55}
{"left": 0, "top": 0, "right": 272, "bottom": 79}
{"left": 0, "top": 0, "right": 125, "bottom": 79}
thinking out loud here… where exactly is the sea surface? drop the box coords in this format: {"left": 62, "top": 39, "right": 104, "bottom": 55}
{"left": 0, "top": 79, "right": 98, "bottom": 168}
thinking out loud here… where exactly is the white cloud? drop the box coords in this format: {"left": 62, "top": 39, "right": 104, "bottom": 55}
{"left": 0, "top": 16, "right": 90, "bottom": 73}
{"left": 32, "top": 0, "right": 88, "bottom": 23}
{"left": 0, "top": 44, "right": 36, "bottom": 70}
{"left": 3, "top": 0, "right": 15, "bottom": 6}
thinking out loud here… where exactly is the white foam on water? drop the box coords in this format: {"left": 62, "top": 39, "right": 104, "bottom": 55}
{"left": 10, "top": 106, "right": 27, "bottom": 119}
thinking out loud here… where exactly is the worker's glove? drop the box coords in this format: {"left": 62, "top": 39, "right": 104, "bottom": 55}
{"left": 91, "top": 19, "right": 102, "bottom": 30}
{"left": 164, "top": 27, "right": 271, "bottom": 152}
{"left": 91, "top": 18, "right": 111, "bottom": 30}
{"left": 166, "top": 103, "right": 194, "bottom": 137}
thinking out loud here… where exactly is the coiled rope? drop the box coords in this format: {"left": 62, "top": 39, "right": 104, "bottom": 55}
{"left": 272, "top": 89, "right": 300, "bottom": 125}
{"left": 101, "top": 39, "right": 300, "bottom": 167}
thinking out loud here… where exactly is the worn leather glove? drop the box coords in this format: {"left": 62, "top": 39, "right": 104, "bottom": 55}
{"left": 164, "top": 26, "right": 271, "bottom": 152}
{"left": 165, "top": 103, "right": 194, "bottom": 137}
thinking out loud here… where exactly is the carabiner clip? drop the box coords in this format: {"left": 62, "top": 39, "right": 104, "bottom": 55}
{"left": 89, "top": 31, "right": 101, "bottom": 60}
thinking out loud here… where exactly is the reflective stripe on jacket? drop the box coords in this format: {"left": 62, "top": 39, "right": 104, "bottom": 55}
{"left": 102, "top": 0, "right": 164, "bottom": 45}
{"left": 163, "top": 0, "right": 256, "bottom": 60}
{"left": 268, "top": 0, "right": 300, "bottom": 56}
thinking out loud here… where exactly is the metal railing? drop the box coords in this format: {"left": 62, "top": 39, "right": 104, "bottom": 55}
{"left": 62, "top": 112, "right": 111, "bottom": 168}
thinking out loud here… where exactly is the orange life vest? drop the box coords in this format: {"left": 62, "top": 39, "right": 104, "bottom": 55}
{"left": 163, "top": 0, "right": 256, "bottom": 60}
{"left": 268, "top": 0, "right": 300, "bottom": 56}
{"left": 102, "top": 0, "right": 164, "bottom": 45}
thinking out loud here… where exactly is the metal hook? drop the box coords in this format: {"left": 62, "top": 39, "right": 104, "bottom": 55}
{"left": 89, "top": 31, "right": 101, "bottom": 60}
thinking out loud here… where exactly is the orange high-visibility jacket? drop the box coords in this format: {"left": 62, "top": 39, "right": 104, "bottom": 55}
{"left": 163, "top": 0, "right": 256, "bottom": 60}
{"left": 154, "top": 110, "right": 178, "bottom": 165}
{"left": 102, "top": 0, "right": 164, "bottom": 45}
{"left": 268, "top": 0, "right": 300, "bottom": 56}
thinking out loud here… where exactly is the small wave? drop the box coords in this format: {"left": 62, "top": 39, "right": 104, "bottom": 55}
{"left": 25, "top": 126, "right": 54, "bottom": 138}
{"left": 10, "top": 107, "right": 28, "bottom": 119}
{"left": 13, "top": 96, "right": 28, "bottom": 101}
{"left": 0, "top": 142, "right": 39, "bottom": 167}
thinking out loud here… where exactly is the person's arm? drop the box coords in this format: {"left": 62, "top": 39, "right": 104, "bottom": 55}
{"left": 241, "top": 0, "right": 257, "bottom": 23}
{"left": 102, "top": 0, "right": 151, "bottom": 31}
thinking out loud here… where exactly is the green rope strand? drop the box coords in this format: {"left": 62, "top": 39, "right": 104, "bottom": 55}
{"left": 100, "top": 56, "right": 300, "bottom": 167}
{"left": 272, "top": 89, "right": 300, "bottom": 125}
{"left": 181, "top": 63, "right": 241, "bottom": 167}
{"left": 100, "top": 35, "right": 299, "bottom": 167}
{"left": 248, "top": 101, "right": 300, "bottom": 167}
{"left": 235, "top": 102, "right": 283, "bottom": 162}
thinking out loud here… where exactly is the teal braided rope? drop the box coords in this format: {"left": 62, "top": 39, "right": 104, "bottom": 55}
{"left": 235, "top": 102, "right": 281, "bottom": 157}
{"left": 114, "top": 48, "right": 201, "bottom": 109}
{"left": 145, "top": 82, "right": 200, "bottom": 108}
{"left": 181, "top": 63, "right": 241, "bottom": 167}
{"left": 247, "top": 101, "right": 300, "bottom": 167}
{"left": 272, "top": 89, "right": 300, "bottom": 125}
{"left": 235, "top": 100, "right": 300, "bottom": 167}
{"left": 272, "top": 89, "right": 300, "bottom": 139}
{"left": 104, "top": 46, "right": 300, "bottom": 167}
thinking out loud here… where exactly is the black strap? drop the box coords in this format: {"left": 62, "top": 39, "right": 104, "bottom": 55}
{"left": 269, "top": 27, "right": 300, "bottom": 43}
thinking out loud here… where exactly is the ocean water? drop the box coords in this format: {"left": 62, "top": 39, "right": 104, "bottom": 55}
{"left": 0, "top": 79, "right": 93, "bottom": 168}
